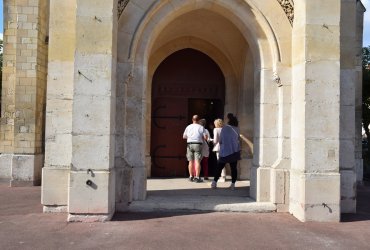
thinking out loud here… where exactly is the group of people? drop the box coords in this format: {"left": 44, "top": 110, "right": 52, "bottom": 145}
{"left": 182, "top": 113, "right": 241, "bottom": 190}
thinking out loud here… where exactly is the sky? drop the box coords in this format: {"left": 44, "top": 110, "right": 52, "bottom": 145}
{"left": 0, "top": 0, "right": 2, "bottom": 41}
{"left": 0, "top": 1, "right": 368, "bottom": 45}
{"left": 364, "top": 0, "right": 370, "bottom": 46}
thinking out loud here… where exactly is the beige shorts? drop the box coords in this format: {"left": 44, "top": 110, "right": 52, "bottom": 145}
{"left": 186, "top": 143, "right": 203, "bottom": 161}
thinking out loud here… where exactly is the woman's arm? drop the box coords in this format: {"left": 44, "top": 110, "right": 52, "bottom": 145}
{"left": 206, "top": 129, "right": 211, "bottom": 142}
{"left": 213, "top": 128, "right": 220, "bottom": 144}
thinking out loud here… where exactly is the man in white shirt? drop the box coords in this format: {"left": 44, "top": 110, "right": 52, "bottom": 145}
{"left": 183, "top": 115, "right": 207, "bottom": 183}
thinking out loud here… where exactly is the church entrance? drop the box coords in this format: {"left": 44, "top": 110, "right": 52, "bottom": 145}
{"left": 151, "top": 49, "right": 225, "bottom": 177}
{"left": 115, "top": 0, "right": 295, "bottom": 217}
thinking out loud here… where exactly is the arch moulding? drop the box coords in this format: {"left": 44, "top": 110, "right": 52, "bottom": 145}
{"left": 115, "top": 0, "right": 293, "bottom": 206}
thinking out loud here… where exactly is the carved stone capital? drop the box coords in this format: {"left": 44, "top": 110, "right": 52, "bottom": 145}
{"left": 118, "top": 0, "right": 130, "bottom": 19}
{"left": 277, "top": 0, "right": 294, "bottom": 26}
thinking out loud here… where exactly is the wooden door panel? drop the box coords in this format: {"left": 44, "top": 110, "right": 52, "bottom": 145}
{"left": 151, "top": 98, "right": 188, "bottom": 177}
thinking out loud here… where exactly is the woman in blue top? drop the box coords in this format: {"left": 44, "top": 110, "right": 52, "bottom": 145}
{"left": 211, "top": 114, "right": 240, "bottom": 190}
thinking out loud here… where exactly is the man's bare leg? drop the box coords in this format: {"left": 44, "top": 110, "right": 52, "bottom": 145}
{"left": 195, "top": 160, "right": 201, "bottom": 178}
{"left": 188, "top": 161, "right": 194, "bottom": 178}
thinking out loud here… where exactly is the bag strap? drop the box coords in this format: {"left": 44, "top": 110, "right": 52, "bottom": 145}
{"left": 227, "top": 125, "right": 239, "bottom": 137}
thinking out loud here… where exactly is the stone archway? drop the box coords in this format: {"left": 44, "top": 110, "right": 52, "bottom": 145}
{"left": 115, "top": 0, "right": 292, "bottom": 206}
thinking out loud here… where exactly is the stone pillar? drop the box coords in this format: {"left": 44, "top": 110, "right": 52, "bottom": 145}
{"left": 67, "top": 0, "right": 117, "bottom": 222}
{"left": 270, "top": 66, "right": 291, "bottom": 212}
{"left": 41, "top": 0, "right": 76, "bottom": 213}
{"left": 251, "top": 67, "right": 279, "bottom": 202}
{"left": 339, "top": 0, "right": 365, "bottom": 214}
{"left": 123, "top": 67, "right": 147, "bottom": 201}
{"left": 237, "top": 48, "right": 254, "bottom": 180}
{"left": 0, "top": 0, "right": 49, "bottom": 186}
{"left": 115, "top": 62, "right": 134, "bottom": 211}
{"left": 355, "top": 1, "right": 365, "bottom": 184}
{"left": 290, "top": 0, "right": 341, "bottom": 222}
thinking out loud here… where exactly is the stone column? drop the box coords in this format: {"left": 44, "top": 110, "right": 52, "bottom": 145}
{"left": 237, "top": 48, "right": 254, "bottom": 180}
{"left": 67, "top": 0, "right": 117, "bottom": 222}
{"left": 290, "top": 0, "right": 341, "bottom": 222}
{"left": 270, "top": 66, "right": 292, "bottom": 212}
{"left": 41, "top": 0, "right": 76, "bottom": 213}
{"left": 250, "top": 67, "right": 279, "bottom": 202}
{"left": 0, "top": 0, "right": 48, "bottom": 186}
{"left": 355, "top": 1, "right": 365, "bottom": 184}
{"left": 339, "top": 0, "right": 365, "bottom": 214}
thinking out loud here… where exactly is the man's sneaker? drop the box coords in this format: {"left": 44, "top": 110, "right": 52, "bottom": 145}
{"left": 194, "top": 177, "right": 203, "bottom": 183}
{"left": 229, "top": 183, "right": 235, "bottom": 190}
{"left": 189, "top": 176, "right": 194, "bottom": 182}
{"left": 211, "top": 181, "right": 217, "bottom": 189}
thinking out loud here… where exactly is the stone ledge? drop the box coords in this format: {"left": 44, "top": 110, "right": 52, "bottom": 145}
{"left": 43, "top": 205, "right": 68, "bottom": 213}
{"left": 0, "top": 154, "right": 12, "bottom": 179}
{"left": 0, "top": 178, "right": 10, "bottom": 185}
{"left": 68, "top": 213, "right": 113, "bottom": 222}
{"left": 10, "top": 180, "right": 41, "bottom": 187}
{"left": 128, "top": 195, "right": 276, "bottom": 213}
{"left": 9, "top": 154, "right": 44, "bottom": 187}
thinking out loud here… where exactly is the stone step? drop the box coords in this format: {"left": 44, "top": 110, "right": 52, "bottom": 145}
{"left": 128, "top": 195, "right": 276, "bottom": 213}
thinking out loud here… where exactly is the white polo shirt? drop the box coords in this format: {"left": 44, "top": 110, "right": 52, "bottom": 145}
{"left": 183, "top": 123, "right": 205, "bottom": 143}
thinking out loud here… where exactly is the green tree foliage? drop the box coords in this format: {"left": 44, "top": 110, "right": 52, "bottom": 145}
{"left": 362, "top": 46, "right": 370, "bottom": 180}
{"left": 363, "top": 46, "right": 370, "bottom": 141}
{"left": 363, "top": 46, "right": 370, "bottom": 68}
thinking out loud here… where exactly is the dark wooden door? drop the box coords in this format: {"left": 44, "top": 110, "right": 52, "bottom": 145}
{"left": 151, "top": 97, "right": 188, "bottom": 177}
{"left": 151, "top": 48, "right": 225, "bottom": 177}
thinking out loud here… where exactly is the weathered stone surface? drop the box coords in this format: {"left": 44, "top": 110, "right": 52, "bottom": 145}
{"left": 340, "top": 170, "right": 357, "bottom": 213}
{"left": 129, "top": 195, "right": 277, "bottom": 213}
{"left": 289, "top": 172, "right": 341, "bottom": 222}
{"left": 43, "top": 205, "right": 68, "bottom": 213}
{"left": 254, "top": 167, "right": 271, "bottom": 202}
{"left": 68, "top": 214, "right": 113, "bottom": 222}
{"left": 10, "top": 154, "right": 43, "bottom": 186}
{"left": 115, "top": 165, "right": 133, "bottom": 212}
{"left": 41, "top": 167, "right": 69, "bottom": 205}
{"left": 68, "top": 170, "right": 115, "bottom": 214}
{"left": 271, "top": 169, "right": 289, "bottom": 205}
{"left": 0, "top": 154, "right": 12, "bottom": 179}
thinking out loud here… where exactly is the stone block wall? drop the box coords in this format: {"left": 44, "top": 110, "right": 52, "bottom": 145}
{"left": 0, "top": 0, "right": 49, "bottom": 186}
